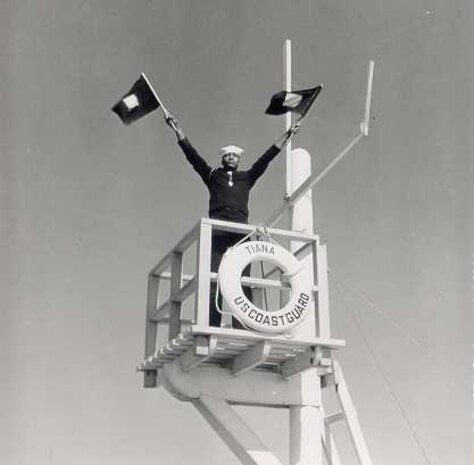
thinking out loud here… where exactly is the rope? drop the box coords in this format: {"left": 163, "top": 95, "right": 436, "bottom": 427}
{"left": 328, "top": 268, "right": 425, "bottom": 349}
{"left": 333, "top": 280, "right": 434, "bottom": 465}
{"left": 330, "top": 269, "right": 472, "bottom": 397}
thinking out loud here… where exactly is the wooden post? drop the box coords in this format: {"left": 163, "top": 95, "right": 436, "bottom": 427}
{"left": 314, "top": 239, "right": 331, "bottom": 338}
{"left": 285, "top": 38, "right": 292, "bottom": 199}
{"left": 144, "top": 273, "right": 160, "bottom": 387}
{"left": 169, "top": 251, "right": 184, "bottom": 339}
{"left": 195, "top": 220, "right": 212, "bottom": 326}
{"left": 194, "top": 396, "right": 283, "bottom": 465}
{"left": 285, "top": 38, "right": 325, "bottom": 465}
{"left": 334, "top": 361, "right": 374, "bottom": 465}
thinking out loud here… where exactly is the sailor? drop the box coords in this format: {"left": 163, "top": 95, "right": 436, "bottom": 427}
{"left": 165, "top": 114, "right": 301, "bottom": 328}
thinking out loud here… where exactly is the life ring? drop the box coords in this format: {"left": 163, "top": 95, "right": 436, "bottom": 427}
{"left": 218, "top": 241, "right": 311, "bottom": 333}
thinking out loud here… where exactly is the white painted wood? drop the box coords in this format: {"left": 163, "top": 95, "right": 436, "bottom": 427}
{"left": 195, "top": 221, "right": 212, "bottom": 326}
{"left": 141, "top": 73, "right": 171, "bottom": 119}
{"left": 289, "top": 148, "right": 316, "bottom": 341}
{"left": 231, "top": 342, "right": 271, "bottom": 376}
{"left": 285, "top": 38, "right": 292, "bottom": 197}
{"left": 169, "top": 251, "right": 183, "bottom": 339}
{"left": 315, "top": 240, "right": 331, "bottom": 338}
{"left": 145, "top": 275, "right": 160, "bottom": 356}
{"left": 325, "top": 412, "right": 344, "bottom": 425}
{"left": 194, "top": 396, "right": 283, "bottom": 465}
{"left": 361, "top": 60, "right": 375, "bottom": 136}
{"left": 281, "top": 347, "right": 318, "bottom": 379}
{"left": 152, "top": 300, "right": 170, "bottom": 322}
{"left": 265, "top": 132, "right": 365, "bottom": 227}
{"left": 161, "top": 360, "right": 321, "bottom": 407}
{"left": 322, "top": 407, "right": 343, "bottom": 465}
{"left": 202, "top": 217, "right": 318, "bottom": 243}
{"left": 144, "top": 274, "right": 160, "bottom": 387}
{"left": 334, "top": 361, "right": 374, "bottom": 465}
{"left": 175, "top": 276, "right": 197, "bottom": 302}
{"left": 289, "top": 368, "right": 324, "bottom": 465}
{"left": 189, "top": 325, "right": 345, "bottom": 349}
{"left": 180, "top": 336, "right": 217, "bottom": 372}
{"left": 150, "top": 251, "right": 172, "bottom": 277}
{"left": 290, "top": 405, "right": 323, "bottom": 465}
{"left": 160, "top": 271, "right": 314, "bottom": 291}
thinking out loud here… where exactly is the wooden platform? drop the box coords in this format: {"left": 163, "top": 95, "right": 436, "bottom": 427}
{"left": 138, "top": 325, "right": 345, "bottom": 377}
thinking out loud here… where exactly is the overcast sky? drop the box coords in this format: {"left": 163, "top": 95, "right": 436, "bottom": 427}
{"left": 1, "top": 1, "right": 472, "bottom": 464}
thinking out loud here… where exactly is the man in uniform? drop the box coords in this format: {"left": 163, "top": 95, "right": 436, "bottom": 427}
{"left": 165, "top": 115, "right": 301, "bottom": 328}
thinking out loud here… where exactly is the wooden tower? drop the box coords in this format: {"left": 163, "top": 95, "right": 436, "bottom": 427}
{"left": 138, "top": 41, "right": 375, "bottom": 465}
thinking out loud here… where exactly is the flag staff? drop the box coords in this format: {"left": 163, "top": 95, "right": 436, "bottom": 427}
{"left": 361, "top": 60, "right": 375, "bottom": 136}
{"left": 284, "top": 39, "right": 292, "bottom": 198}
{"left": 140, "top": 73, "right": 178, "bottom": 132}
{"left": 266, "top": 60, "right": 375, "bottom": 227}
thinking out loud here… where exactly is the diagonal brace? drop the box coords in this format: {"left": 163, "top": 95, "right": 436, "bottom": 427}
{"left": 193, "top": 396, "right": 283, "bottom": 465}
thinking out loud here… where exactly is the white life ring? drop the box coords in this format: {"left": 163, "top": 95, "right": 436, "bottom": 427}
{"left": 218, "top": 241, "right": 312, "bottom": 333}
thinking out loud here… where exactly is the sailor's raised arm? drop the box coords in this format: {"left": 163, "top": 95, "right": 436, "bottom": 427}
{"left": 248, "top": 120, "right": 302, "bottom": 184}
{"left": 165, "top": 114, "right": 212, "bottom": 183}
{"left": 165, "top": 114, "right": 186, "bottom": 142}
{"left": 273, "top": 119, "right": 302, "bottom": 150}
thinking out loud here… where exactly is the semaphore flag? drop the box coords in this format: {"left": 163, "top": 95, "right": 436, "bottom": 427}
{"left": 112, "top": 74, "right": 160, "bottom": 125}
{"left": 265, "top": 85, "right": 323, "bottom": 117}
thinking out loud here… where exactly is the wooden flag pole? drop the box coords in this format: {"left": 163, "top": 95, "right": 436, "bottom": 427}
{"left": 285, "top": 39, "right": 292, "bottom": 198}
{"left": 141, "top": 73, "right": 177, "bottom": 131}
{"left": 361, "top": 60, "right": 375, "bottom": 136}
{"left": 266, "top": 60, "right": 375, "bottom": 227}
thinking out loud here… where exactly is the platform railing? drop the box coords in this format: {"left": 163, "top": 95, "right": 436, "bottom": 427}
{"left": 143, "top": 218, "right": 329, "bottom": 385}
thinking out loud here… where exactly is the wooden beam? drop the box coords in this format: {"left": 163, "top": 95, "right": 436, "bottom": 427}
{"left": 285, "top": 38, "right": 292, "bottom": 197}
{"left": 160, "top": 271, "right": 317, "bottom": 291}
{"left": 203, "top": 217, "right": 317, "bottom": 243}
{"left": 315, "top": 240, "right": 331, "bottom": 338}
{"left": 180, "top": 336, "right": 217, "bottom": 372}
{"left": 361, "top": 60, "right": 375, "bottom": 136}
{"left": 334, "top": 361, "right": 374, "bottom": 465}
{"left": 169, "top": 252, "right": 184, "bottom": 339}
{"left": 281, "top": 346, "right": 317, "bottom": 379}
{"left": 322, "top": 407, "right": 343, "bottom": 465}
{"left": 281, "top": 346, "right": 331, "bottom": 379}
{"left": 155, "top": 318, "right": 194, "bottom": 325}
{"left": 150, "top": 251, "right": 172, "bottom": 277}
{"left": 174, "top": 221, "right": 200, "bottom": 253}
{"left": 325, "top": 411, "right": 344, "bottom": 425}
{"left": 144, "top": 274, "right": 160, "bottom": 388}
{"left": 193, "top": 395, "right": 283, "bottom": 465}
{"left": 265, "top": 132, "right": 365, "bottom": 227}
{"left": 175, "top": 276, "right": 197, "bottom": 302}
{"left": 151, "top": 300, "right": 170, "bottom": 322}
{"left": 190, "top": 325, "right": 346, "bottom": 349}
{"left": 231, "top": 341, "right": 271, "bottom": 376}
{"left": 195, "top": 221, "right": 212, "bottom": 326}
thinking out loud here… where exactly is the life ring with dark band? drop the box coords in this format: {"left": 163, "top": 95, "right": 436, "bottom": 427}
{"left": 217, "top": 241, "right": 311, "bottom": 333}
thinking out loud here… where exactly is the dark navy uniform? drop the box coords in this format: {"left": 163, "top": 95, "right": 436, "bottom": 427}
{"left": 177, "top": 137, "right": 282, "bottom": 327}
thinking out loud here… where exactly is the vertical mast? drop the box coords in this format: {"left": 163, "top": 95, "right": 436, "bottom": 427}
{"left": 285, "top": 39, "right": 323, "bottom": 465}
{"left": 285, "top": 39, "right": 292, "bottom": 198}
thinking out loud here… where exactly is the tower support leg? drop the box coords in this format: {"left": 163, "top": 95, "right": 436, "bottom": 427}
{"left": 334, "top": 361, "right": 374, "bottom": 465}
{"left": 322, "top": 407, "right": 343, "bottom": 465}
{"left": 289, "top": 404, "right": 323, "bottom": 465}
{"left": 289, "top": 368, "right": 324, "bottom": 465}
{"left": 193, "top": 395, "right": 283, "bottom": 465}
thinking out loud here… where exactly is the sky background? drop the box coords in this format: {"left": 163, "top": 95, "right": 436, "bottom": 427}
{"left": 1, "top": 1, "right": 472, "bottom": 464}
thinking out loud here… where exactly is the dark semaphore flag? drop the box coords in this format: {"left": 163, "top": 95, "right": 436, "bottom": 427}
{"left": 112, "top": 75, "right": 160, "bottom": 125}
{"left": 265, "top": 85, "right": 323, "bottom": 117}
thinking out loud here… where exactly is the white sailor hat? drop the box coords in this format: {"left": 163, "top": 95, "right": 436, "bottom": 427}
{"left": 219, "top": 145, "right": 244, "bottom": 157}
